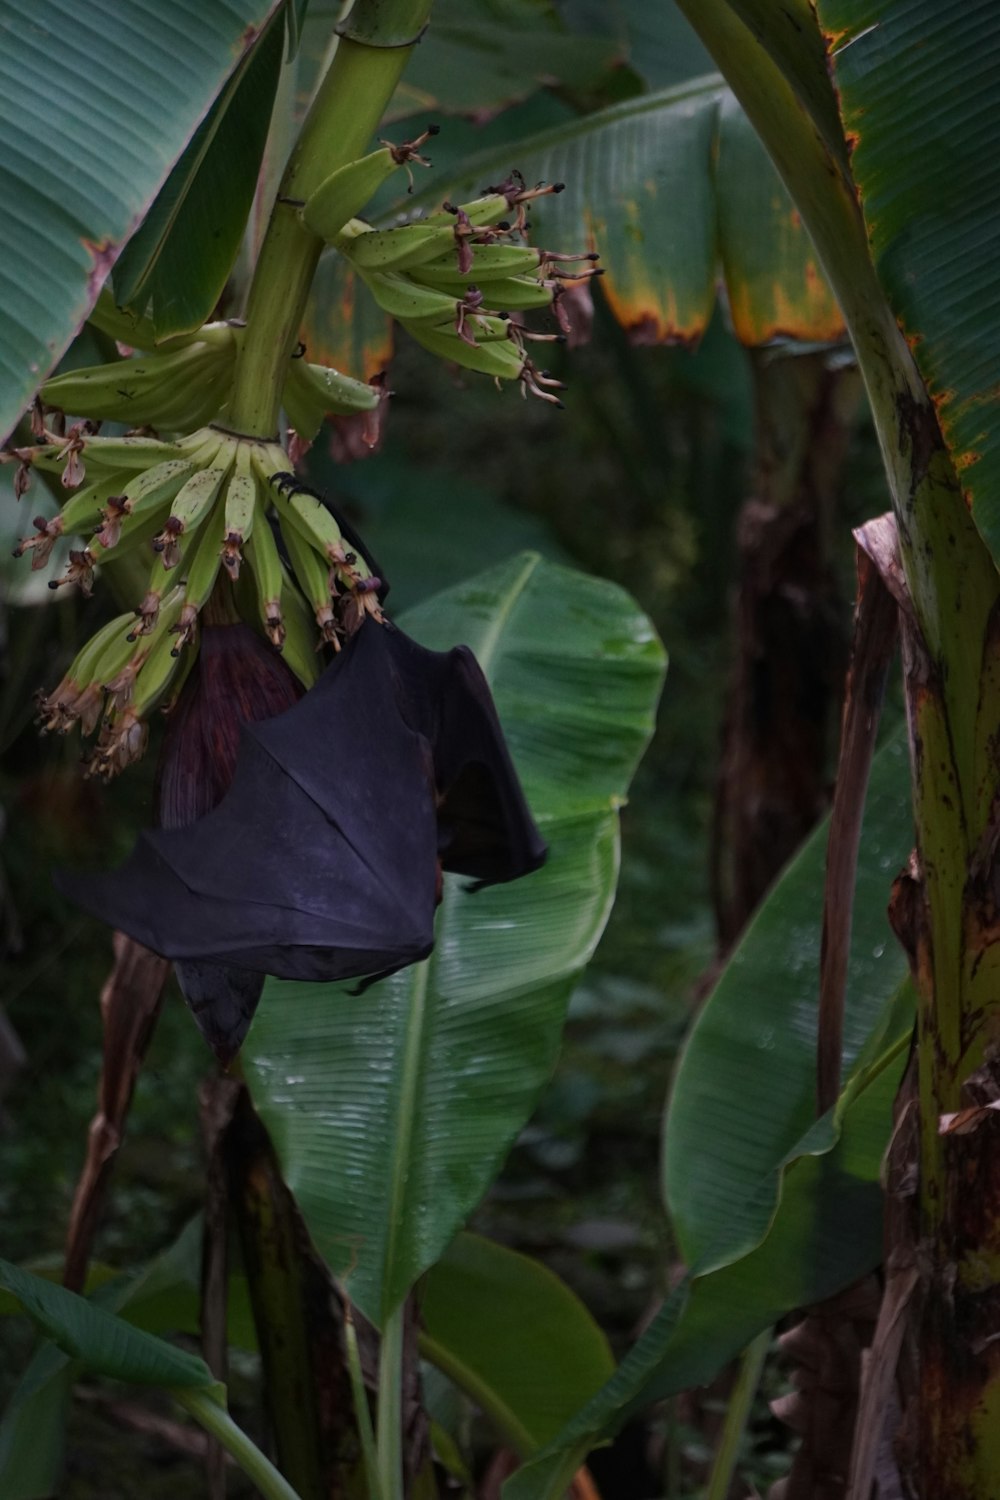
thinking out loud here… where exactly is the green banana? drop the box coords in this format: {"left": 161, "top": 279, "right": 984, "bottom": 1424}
{"left": 410, "top": 241, "right": 545, "bottom": 281}
{"left": 150, "top": 456, "right": 231, "bottom": 567}
{"left": 420, "top": 193, "right": 511, "bottom": 230}
{"left": 336, "top": 219, "right": 459, "bottom": 272}
{"left": 13, "top": 468, "right": 134, "bottom": 567}
{"left": 268, "top": 480, "right": 347, "bottom": 564}
{"left": 301, "top": 126, "right": 438, "bottom": 242}
{"left": 25, "top": 435, "right": 187, "bottom": 480}
{"left": 408, "top": 270, "right": 555, "bottom": 311}
{"left": 282, "top": 358, "right": 380, "bottom": 442}
{"left": 92, "top": 458, "right": 197, "bottom": 558}
{"left": 404, "top": 322, "right": 526, "bottom": 380}
{"left": 359, "top": 269, "right": 462, "bottom": 325}
{"left": 172, "top": 511, "right": 225, "bottom": 652}
{"left": 37, "top": 610, "right": 139, "bottom": 734}
{"left": 278, "top": 574, "right": 322, "bottom": 689}
{"left": 220, "top": 444, "right": 257, "bottom": 580}
{"left": 278, "top": 516, "right": 337, "bottom": 642}
{"left": 131, "top": 617, "right": 188, "bottom": 718}
{"left": 39, "top": 335, "right": 237, "bottom": 431}
{"left": 243, "top": 518, "right": 285, "bottom": 648}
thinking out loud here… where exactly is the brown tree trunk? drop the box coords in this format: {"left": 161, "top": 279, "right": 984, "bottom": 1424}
{"left": 713, "top": 349, "right": 860, "bottom": 947}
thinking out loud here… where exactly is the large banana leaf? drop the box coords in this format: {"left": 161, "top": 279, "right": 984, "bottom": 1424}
{"left": 0, "top": 1260, "right": 213, "bottom": 1391}
{"left": 421, "top": 1232, "right": 615, "bottom": 1455}
{"left": 495, "top": 727, "right": 915, "bottom": 1498}
{"left": 111, "top": 10, "right": 285, "bottom": 340}
{"left": 243, "top": 554, "right": 665, "bottom": 1326}
{"left": 665, "top": 726, "right": 913, "bottom": 1267}
{"left": 816, "top": 0, "right": 1000, "bottom": 563}
{"left": 0, "top": 0, "right": 284, "bottom": 444}
{"left": 563, "top": 0, "right": 716, "bottom": 92}
{"left": 303, "top": 75, "right": 844, "bottom": 376}
{"left": 504, "top": 999, "right": 911, "bottom": 1500}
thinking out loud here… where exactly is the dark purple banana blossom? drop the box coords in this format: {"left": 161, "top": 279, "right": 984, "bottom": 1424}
{"left": 58, "top": 618, "right": 546, "bottom": 1062}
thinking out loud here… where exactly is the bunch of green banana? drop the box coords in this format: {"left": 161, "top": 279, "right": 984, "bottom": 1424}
{"left": 39, "top": 325, "right": 239, "bottom": 433}
{"left": 8, "top": 420, "right": 386, "bottom": 776}
{"left": 302, "top": 148, "right": 601, "bottom": 398}
{"left": 32, "top": 317, "right": 380, "bottom": 441}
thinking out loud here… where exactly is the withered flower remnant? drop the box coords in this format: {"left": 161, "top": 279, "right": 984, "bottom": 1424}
{"left": 58, "top": 618, "right": 547, "bottom": 1062}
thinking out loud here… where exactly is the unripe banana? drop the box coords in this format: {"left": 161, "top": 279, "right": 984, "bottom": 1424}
{"left": 220, "top": 444, "right": 257, "bottom": 580}
{"left": 150, "top": 456, "right": 231, "bottom": 570}
{"left": 359, "top": 269, "right": 462, "bottom": 325}
{"left": 278, "top": 575, "right": 322, "bottom": 689}
{"left": 37, "top": 610, "right": 138, "bottom": 734}
{"left": 421, "top": 193, "right": 511, "bottom": 229}
{"left": 411, "top": 242, "right": 544, "bottom": 281}
{"left": 131, "top": 620, "right": 187, "bottom": 718}
{"left": 282, "top": 358, "right": 380, "bottom": 441}
{"left": 39, "top": 336, "right": 236, "bottom": 431}
{"left": 172, "top": 508, "right": 225, "bottom": 652}
{"left": 301, "top": 127, "right": 438, "bottom": 243}
{"left": 278, "top": 517, "right": 338, "bottom": 642}
{"left": 93, "top": 458, "right": 197, "bottom": 559}
{"left": 408, "top": 269, "right": 554, "bottom": 311}
{"left": 13, "top": 468, "right": 135, "bottom": 567}
{"left": 303, "top": 150, "right": 407, "bottom": 242}
{"left": 243, "top": 518, "right": 285, "bottom": 648}
{"left": 404, "top": 322, "right": 526, "bottom": 379}
{"left": 90, "top": 595, "right": 186, "bottom": 778}
{"left": 269, "top": 480, "right": 347, "bottom": 565}
{"left": 336, "top": 219, "right": 458, "bottom": 272}
{"left": 26, "top": 436, "right": 187, "bottom": 481}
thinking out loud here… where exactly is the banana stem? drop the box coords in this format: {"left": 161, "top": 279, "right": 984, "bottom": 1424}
{"left": 376, "top": 1302, "right": 405, "bottom": 1500}
{"left": 171, "top": 1387, "right": 303, "bottom": 1500}
{"left": 227, "top": 7, "right": 429, "bottom": 438}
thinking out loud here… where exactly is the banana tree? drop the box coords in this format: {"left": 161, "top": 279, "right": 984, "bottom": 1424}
{"left": 1, "top": 2, "right": 670, "bottom": 1495}
{"left": 490, "top": 3, "right": 1000, "bottom": 1497}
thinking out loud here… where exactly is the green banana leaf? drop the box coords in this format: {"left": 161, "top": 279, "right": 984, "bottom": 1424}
{"left": 816, "top": 0, "right": 1000, "bottom": 563}
{"left": 420, "top": 1232, "right": 615, "bottom": 1455}
{"left": 497, "top": 725, "right": 916, "bottom": 1499}
{"left": 303, "top": 74, "right": 844, "bottom": 378}
{"left": 562, "top": 0, "right": 716, "bottom": 92}
{"left": 310, "top": 449, "right": 567, "bottom": 613}
{"left": 112, "top": 9, "right": 285, "bottom": 340}
{"left": 503, "top": 992, "right": 911, "bottom": 1499}
{"left": 0, "top": 1226, "right": 236, "bottom": 1498}
{"left": 0, "top": 1259, "right": 214, "bottom": 1391}
{"left": 389, "top": 0, "right": 624, "bottom": 120}
{"left": 243, "top": 553, "right": 666, "bottom": 1326}
{"left": 297, "top": 0, "right": 622, "bottom": 124}
{"left": 0, "top": 0, "right": 284, "bottom": 445}
{"left": 665, "top": 726, "right": 913, "bottom": 1268}
{"left": 0, "top": 1343, "right": 74, "bottom": 1500}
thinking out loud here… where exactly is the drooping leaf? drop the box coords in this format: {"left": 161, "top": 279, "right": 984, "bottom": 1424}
{"left": 420, "top": 1232, "right": 615, "bottom": 1454}
{"left": 112, "top": 9, "right": 285, "bottom": 339}
{"left": 243, "top": 554, "right": 665, "bottom": 1325}
{"left": 664, "top": 726, "right": 912, "bottom": 1267}
{"left": 0, "top": 1259, "right": 215, "bottom": 1391}
{"left": 816, "top": 0, "right": 1000, "bottom": 562}
{"left": 0, "top": 0, "right": 284, "bottom": 444}
{"left": 0, "top": 1224, "right": 260, "bottom": 1494}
